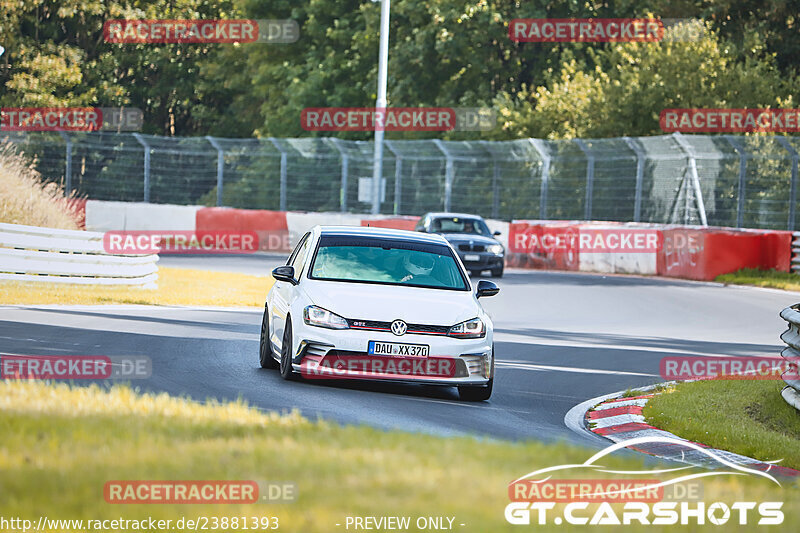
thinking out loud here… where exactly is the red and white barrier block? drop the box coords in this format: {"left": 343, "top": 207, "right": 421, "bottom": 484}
{"left": 85, "top": 200, "right": 791, "bottom": 280}
{"left": 508, "top": 221, "right": 791, "bottom": 280}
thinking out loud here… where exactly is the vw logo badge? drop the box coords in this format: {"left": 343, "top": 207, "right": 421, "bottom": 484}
{"left": 391, "top": 320, "right": 408, "bottom": 336}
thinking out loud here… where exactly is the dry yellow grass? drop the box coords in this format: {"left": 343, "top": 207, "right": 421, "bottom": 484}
{"left": 0, "top": 266, "right": 274, "bottom": 306}
{"left": 0, "top": 380, "right": 306, "bottom": 428}
{"left": 0, "top": 143, "right": 81, "bottom": 229}
{"left": 1, "top": 380, "right": 797, "bottom": 532}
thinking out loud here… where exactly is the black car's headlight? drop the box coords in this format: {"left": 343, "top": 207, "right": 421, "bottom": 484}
{"left": 448, "top": 318, "right": 486, "bottom": 339}
{"left": 303, "top": 306, "right": 349, "bottom": 329}
{"left": 488, "top": 244, "right": 504, "bottom": 255}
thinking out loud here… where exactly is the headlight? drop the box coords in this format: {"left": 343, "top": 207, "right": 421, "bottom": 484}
{"left": 488, "top": 244, "right": 504, "bottom": 255}
{"left": 448, "top": 317, "right": 486, "bottom": 339}
{"left": 303, "top": 306, "right": 349, "bottom": 329}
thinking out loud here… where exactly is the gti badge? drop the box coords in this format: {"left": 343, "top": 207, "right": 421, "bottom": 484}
{"left": 391, "top": 320, "right": 408, "bottom": 336}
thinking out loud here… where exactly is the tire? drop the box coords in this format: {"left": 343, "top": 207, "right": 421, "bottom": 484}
{"left": 279, "top": 317, "right": 297, "bottom": 380}
{"left": 459, "top": 379, "right": 492, "bottom": 401}
{"left": 491, "top": 266, "right": 504, "bottom": 278}
{"left": 259, "top": 308, "right": 279, "bottom": 369}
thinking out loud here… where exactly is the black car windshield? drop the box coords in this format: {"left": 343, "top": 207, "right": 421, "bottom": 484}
{"left": 309, "top": 235, "right": 469, "bottom": 291}
{"left": 430, "top": 217, "right": 492, "bottom": 237}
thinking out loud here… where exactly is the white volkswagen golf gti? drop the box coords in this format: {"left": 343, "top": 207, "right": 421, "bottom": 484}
{"left": 259, "top": 225, "right": 500, "bottom": 401}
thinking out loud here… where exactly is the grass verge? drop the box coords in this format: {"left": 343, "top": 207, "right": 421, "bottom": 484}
{"left": 644, "top": 379, "right": 800, "bottom": 469}
{"left": 1, "top": 380, "right": 797, "bottom": 532}
{"left": 622, "top": 383, "right": 672, "bottom": 397}
{"left": 0, "top": 267, "right": 274, "bottom": 307}
{"left": 0, "top": 144, "right": 82, "bottom": 229}
{"left": 716, "top": 268, "right": 800, "bottom": 292}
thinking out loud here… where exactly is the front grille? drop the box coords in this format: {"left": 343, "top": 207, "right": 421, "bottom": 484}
{"left": 458, "top": 244, "right": 486, "bottom": 252}
{"left": 346, "top": 318, "right": 450, "bottom": 336}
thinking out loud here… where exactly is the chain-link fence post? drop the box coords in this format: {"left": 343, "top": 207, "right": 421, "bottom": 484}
{"left": 623, "top": 136, "right": 645, "bottom": 222}
{"left": 384, "top": 140, "right": 402, "bottom": 215}
{"left": 433, "top": 139, "right": 453, "bottom": 212}
{"left": 672, "top": 132, "right": 708, "bottom": 226}
{"left": 268, "top": 138, "right": 287, "bottom": 211}
{"left": 479, "top": 141, "right": 500, "bottom": 219}
{"left": 57, "top": 132, "right": 73, "bottom": 196}
{"left": 529, "top": 139, "right": 551, "bottom": 219}
{"left": 725, "top": 135, "right": 748, "bottom": 228}
{"left": 574, "top": 139, "right": 595, "bottom": 220}
{"left": 776, "top": 137, "right": 799, "bottom": 231}
{"left": 329, "top": 138, "right": 349, "bottom": 212}
{"left": 205, "top": 136, "right": 225, "bottom": 207}
{"left": 132, "top": 133, "right": 151, "bottom": 203}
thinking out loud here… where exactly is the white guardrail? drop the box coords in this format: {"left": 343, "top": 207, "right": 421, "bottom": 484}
{"left": 778, "top": 304, "right": 800, "bottom": 411}
{"left": 0, "top": 222, "right": 158, "bottom": 287}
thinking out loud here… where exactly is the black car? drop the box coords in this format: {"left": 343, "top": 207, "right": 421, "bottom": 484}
{"left": 415, "top": 213, "right": 505, "bottom": 277}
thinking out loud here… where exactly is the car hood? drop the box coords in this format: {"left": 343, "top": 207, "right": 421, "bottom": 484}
{"left": 302, "top": 280, "right": 478, "bottom": 325}
{"left": 440, "top": 233, "right": 499, "bottom": 247}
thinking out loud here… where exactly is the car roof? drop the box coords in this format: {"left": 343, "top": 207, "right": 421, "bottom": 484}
{"left": 317, "top": 225, "right": 450, "bottom": 244}
{"left": 423, "top": 212, "right": 486, "bottom": 220}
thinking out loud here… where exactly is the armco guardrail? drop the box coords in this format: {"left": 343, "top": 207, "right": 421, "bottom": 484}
{"left": 0, "top": 222, "right": 158, "bottom": 287}
{"left": 779, "top": 304, "right": 800, "bottom": 411}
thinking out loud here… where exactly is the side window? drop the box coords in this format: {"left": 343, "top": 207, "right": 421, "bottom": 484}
{"left": 289, "top": 233, "right": 311, "bottom": 274}
{"left": 287, "top": 233, "right": 310, "bottom": 266}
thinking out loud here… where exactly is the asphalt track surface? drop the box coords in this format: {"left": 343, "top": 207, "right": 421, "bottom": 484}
{"left": 2, "top": 256, "right": 797, "bottom": 448}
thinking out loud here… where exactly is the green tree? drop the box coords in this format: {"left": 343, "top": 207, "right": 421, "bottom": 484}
{"left": 493, "top": 22, "right": 798, "bottom": 139}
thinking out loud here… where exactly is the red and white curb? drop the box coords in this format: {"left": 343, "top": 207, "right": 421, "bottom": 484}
{"left": 583, "top": 390, "right": 800, "bottom": 478}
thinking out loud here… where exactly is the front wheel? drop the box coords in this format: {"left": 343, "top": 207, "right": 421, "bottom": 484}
{"left": 279, "top": 318, "right": 297, "bottom": 380}
{"left": 259, "top": 308, "right": 278, "bottom": 369}
{"left": 491, "top": 266, "right": 504, "bottom": 278}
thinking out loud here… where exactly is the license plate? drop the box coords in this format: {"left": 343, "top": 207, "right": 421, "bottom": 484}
{"left": 464, "top": 254, "right": 481, "bottom": 262}
{"left": 368, "top": 341, "right": 429, "bottom": 357}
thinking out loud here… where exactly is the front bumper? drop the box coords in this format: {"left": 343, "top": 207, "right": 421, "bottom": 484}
{"left": 458, "top": 252, "right": 504, "bottom": 271}
{"left": 292, "top": 325, "right": 492, "bottom": 385}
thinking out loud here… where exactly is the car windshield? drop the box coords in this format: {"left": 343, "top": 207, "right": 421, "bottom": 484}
{"left": 430, "top": 217, "right": 491, "bottom": 237}
{"left": 309, "top": 235, "right": 469, "bottom": 291}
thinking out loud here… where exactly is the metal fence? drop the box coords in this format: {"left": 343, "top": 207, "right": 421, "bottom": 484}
{"left": 2, "top": 131, "right": 799, "bottom": 229}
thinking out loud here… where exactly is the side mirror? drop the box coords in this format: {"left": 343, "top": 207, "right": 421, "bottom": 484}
{"left": 476, "top": 280, "right": 500, "bottom": 298}
{"left": 493, "top": 230, "right": 502, "bottom": 236}
{"left": 272, "top": 265, "right": 298, "bottom": 285}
